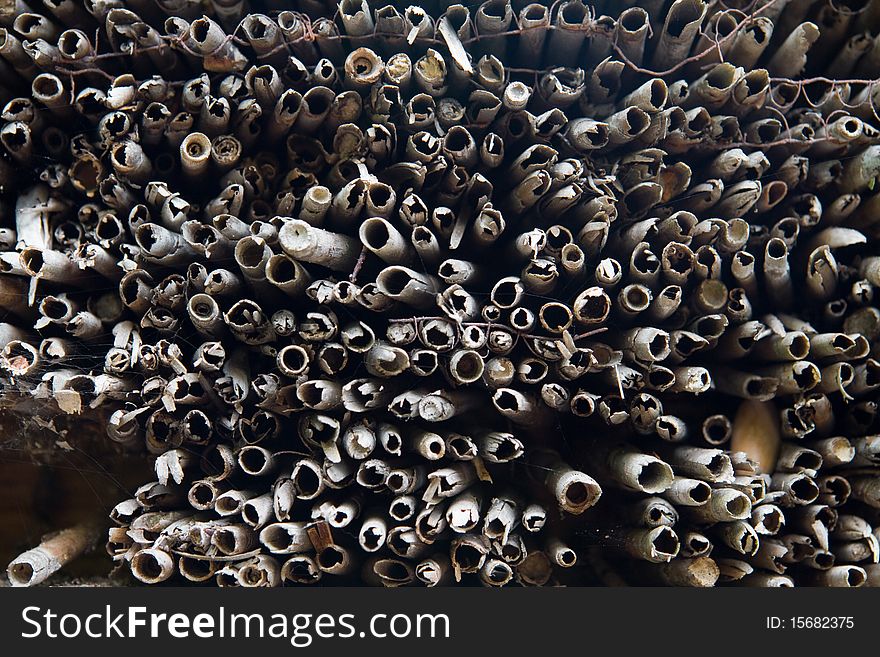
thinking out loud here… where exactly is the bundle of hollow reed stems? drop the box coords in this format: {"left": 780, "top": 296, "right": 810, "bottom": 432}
{"left": 2, "top": 0, "right": 880, "bottom": 587}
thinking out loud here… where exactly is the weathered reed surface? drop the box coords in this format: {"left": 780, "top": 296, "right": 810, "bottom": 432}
{"left": 1, "top": 0, "right": 880, "bottom": 587}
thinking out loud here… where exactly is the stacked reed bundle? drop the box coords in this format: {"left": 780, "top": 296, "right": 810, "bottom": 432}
{"left": 1, "top": 0, "right": 880, "bottom": 587}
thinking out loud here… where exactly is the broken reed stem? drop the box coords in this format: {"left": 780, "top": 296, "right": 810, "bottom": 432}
{"left": 6, "top": 523, "right": 100, "bottom": 587}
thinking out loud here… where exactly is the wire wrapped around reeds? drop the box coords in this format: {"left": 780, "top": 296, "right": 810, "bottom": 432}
{"left": 2, "top": 0, "right": 880, "bottom": 588}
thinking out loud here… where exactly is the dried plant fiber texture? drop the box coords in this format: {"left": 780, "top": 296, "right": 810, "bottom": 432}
{"left": 1, "top": 0, "right": 880, "bottom": 587}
